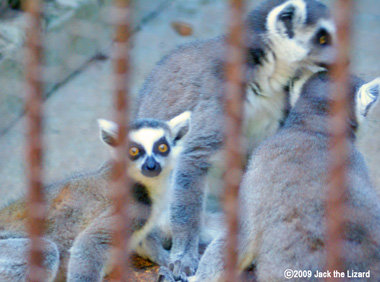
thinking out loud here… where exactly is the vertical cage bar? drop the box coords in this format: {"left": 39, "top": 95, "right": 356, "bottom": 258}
{"left": 326, "top": 0, "right": 353, "bottom": 280}
{"left": 223, "top": 0, "right": 245, "bottom": 282}
{"left": 109, "top": 0, "right": 132, "bottom": 281}
{"left": 25, "top": 0, "right": 46, "bottom": 281}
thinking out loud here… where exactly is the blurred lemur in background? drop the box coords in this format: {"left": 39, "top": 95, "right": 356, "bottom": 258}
{"left": 178, "top": 73, "right": 380, "bottom": 282}
{"left": 135, "top": 0, "right": 336, "bottom": 276}
{"left": 0, "top": 112, "right": 196, "bottom": 282}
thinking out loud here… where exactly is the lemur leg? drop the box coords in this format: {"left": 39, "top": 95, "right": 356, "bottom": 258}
{"left": 169, "top": 152, "right": 210, "bottom": 277}
{"left": 190, "top": 185, "right": 259, "bottom": 282}
{"left": 67, "top": 210, "right": 113, "bottom": 282}
{"left": 188, "top": 228, "right": 256, "bottom": 282}
{"left": 135, "top": 228, "right": 170, "bottom": 266}
{"left": 169, "top": 101, "right": 224, "bottom": 277}
{"left": 0, "top": 237, "right": 59, "bottom": 282}
{"left": 188, "top": 235, "right": 226, "bottom": 282}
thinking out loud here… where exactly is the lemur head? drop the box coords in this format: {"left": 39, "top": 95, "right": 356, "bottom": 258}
{"left": 292, "top": 71, "right": 380, "bottom": 138}
{"left": 98, "top": 111, "right": 191, "bottom": 180}
{"left": 246, "top": 0, "right": 335, "bottom": 68}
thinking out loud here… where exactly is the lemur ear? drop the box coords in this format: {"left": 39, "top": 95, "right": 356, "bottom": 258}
{"left": 167, "top": 111, "right": 191, "bottom": 142}
{"left": 267, "top": 1, "right": 306, "bottom": 40}
{"left": 356, "top": 78, "right": 380, "bottom": 118}
{"left": 278, "top": 5, "right": 295, "bottom": 38}
{"left": 97, "top": 119, "right": 119, "bottom": 147}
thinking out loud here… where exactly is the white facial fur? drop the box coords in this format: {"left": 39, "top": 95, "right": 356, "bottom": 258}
{"left": 266, "top": 0, "right": 336, "bottom": 64}
{"left": 129, "top": 128, "right": 165, "bottom": 156}
{"left": 97, "top": 111, "right": 191, "bottom": 188}
{"left": 129, "top": 128, "right": 173, "bottom": 188}
{"left": 267, "top": 0, "right": 307, "bottom": 62}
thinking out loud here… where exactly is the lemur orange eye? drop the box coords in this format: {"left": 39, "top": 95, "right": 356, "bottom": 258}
{"left": 319, "top": 35, "right": 327, "bottom": 45}
{"left": 158, "top": 144, "right": 168, "bottom": 153}
{"left": 129, "top": 147, "right": 139, "bottom": 157}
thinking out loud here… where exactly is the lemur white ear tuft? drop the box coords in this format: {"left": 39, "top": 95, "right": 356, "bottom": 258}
{"left": 357, "top": 78, "right": 380, "bottom": 118}
{"left": 97, "top": 119, "right": 119, "bottom": 147}
{"left": 167, "top": 111, "right": 191, "bottom": 142}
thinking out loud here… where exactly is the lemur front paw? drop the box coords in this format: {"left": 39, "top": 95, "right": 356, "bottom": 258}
{"left": 156, "top": 265, "right": 188, "bottom": 282}
{"left": 171, "top": 260, "right": 192, "bottom": 281}
{"left": 170, "top": 253, "right": 199, "bottom": 278}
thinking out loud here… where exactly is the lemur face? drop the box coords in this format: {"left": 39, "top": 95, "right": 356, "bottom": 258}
{"left": 98, "top": 111, "right": 191, "bottom": 179}
{"left": 128, "top": 127, "right": 173, "bottom": 178}
{"left": 265, "top": 0, "right": 336, "bottom": 67}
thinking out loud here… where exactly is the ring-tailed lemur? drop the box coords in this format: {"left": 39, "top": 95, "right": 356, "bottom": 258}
{"left": 173, "top": 72, "right": 380, "bottom": 282}
{"left": 0, "top": 112, "right": 192, "bottom": 282}
{"left": 136, "top": 0, "right": 336, "bottom": 275}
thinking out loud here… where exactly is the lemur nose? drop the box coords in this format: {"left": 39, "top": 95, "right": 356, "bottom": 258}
{"left": 142, "top": 156, "right": 162, "bottom": 177}
{"left": 146, "top": 157, "right": 158, "bottom": 170}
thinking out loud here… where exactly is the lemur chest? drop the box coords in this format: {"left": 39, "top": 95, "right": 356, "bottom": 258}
{"left": 207, "top": 78, "right": 289, "bottom": 196}
{"left": 129, "top": 175, "right": 171, "bottom": 248}
{"left": 207, "top": 83, "right": 287, "bottom": 184}
{"left": 241, "top": 55, "right": 295, "bottom": 154}
{"left": 242, "top": 83, "right": 287, "bottom": 154}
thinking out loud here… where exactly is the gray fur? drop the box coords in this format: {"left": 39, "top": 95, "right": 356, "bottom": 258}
{"left": 0, "top": 113, "right": 191, "bottom": 282}
{"left": 0, "top": 238, "right": 59, "bottom": 282}
{"left": 187, "top": 72, "right": 380, "bottom": 282}
{"left": 137, "top": 0, "right": 336, "bottom": 275}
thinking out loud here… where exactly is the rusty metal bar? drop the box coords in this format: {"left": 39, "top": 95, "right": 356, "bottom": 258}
{"left": 326, "top": 0, "right": 353, "bottom": 280}
{"left": 223, "top": 0, "right": 246, "bottom": 281}
{"left": 25, "top": 0, "right": 46, "bottom": 281}
{"left": 109, "top": 0, "right": 132, "bottom": 281}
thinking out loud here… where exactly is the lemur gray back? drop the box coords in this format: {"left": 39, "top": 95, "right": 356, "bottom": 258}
{"left": 246, "top": 72, "right": 380, "bottom": 280}
{"left": 188, "top": 72, "right": 380, "bottom": 282}
{"left": 136, "top": 0, "right": 336, "bottom": 276}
